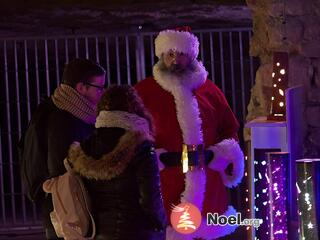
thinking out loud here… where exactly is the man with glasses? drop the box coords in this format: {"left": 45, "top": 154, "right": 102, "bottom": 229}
{"left": 19, "top": 58, "right": 106, "bottom": 239}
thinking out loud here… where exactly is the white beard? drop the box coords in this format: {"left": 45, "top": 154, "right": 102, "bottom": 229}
{"left": 153, "top": 60, "right": 208, "bottom": 91}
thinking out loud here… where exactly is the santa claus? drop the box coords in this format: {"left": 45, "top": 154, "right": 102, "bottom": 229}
{"left": 134, "top": 27, "right": 244, "bottom": 240}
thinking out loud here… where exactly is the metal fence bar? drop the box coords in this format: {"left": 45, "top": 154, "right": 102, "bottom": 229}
{"left": 0, "top": 126, "right": 5, "bottom": 224}
{"left": 22, "top": 40, "right": 30, "bottom": 223}
{"left": 75, "top": 38, "right": 79, "bottom": 58}
{"left": 209, "top": 32, "right": 215, "bottom": 82}
{"left": 13, "top": 40, "right": 21, "bottom": 223}
{"left": 105, "top": 37, "right": 111, "bottom": 86}
{"left": 228, "top": 32, "right": 236, "bottom": 113}
{"left": 34, "top": 40, "right": 40, "bottom": 105}
{"left": 139, "top": 35, "right": 146, "bottom": 80}
{"left": 95, "top": 37, "right": 99, "bottom": 63}
{"left": 44, "top": 40, "right": 50, "bottom": 96}
{"left": 33, "top": 40, "right": 42, "bottom": 221}
{"left": 14, "top": 41, "right": 22, "bottom": 139}
{"left": 239, "top": 31, "right": 246, "bottom": 122}
{"left": 199, "top": 32, "right": 204, "bottom": 63}
{"left": 115, "top": 36, "right": 121, "bottom": 85}
{"left": 149, "top": 35, "right": 155, "bottom": 67}
{"left": 64, "top": 39, "right": 69, "bottom": 63}
{"left": 54, "top": 39, "right": 60, "bottom": 86}
{"left": 125, "top": 36, "right": 131, "bottom": 85}
{"left": 135, "top": 35, "right": 142, "bottom": 81}
{"left": 85, "top": 37, "right": 89, "bottom": 59}
{"left": 24, "top": 41, "right": 31, "bottom": 121}
{"left": 219, "top": 32, "right": 226, "bottom": 93}
{"left": 1, "top": 41, "right": 8, "bottom": 224}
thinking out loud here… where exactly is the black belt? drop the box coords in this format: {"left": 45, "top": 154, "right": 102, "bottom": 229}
{"left": 160, "top": 150, "right": 214, "bottom": 167}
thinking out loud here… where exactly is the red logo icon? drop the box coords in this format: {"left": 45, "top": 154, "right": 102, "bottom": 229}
{"left": 170, "top": 202, "right": 202, "bottom": 234}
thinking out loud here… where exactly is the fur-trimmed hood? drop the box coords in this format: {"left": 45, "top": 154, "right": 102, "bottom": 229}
{"left": 67, "top": 111, "right": 154, "bottom": 180}
{"left": 95, "top": 111, "right": 152, "bottom": 139}
{"left": 68, "top": 131, "right": 151, "bottom": 180}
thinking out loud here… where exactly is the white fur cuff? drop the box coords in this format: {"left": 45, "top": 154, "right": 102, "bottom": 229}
{"left": 208, "top": 139, "right": 244, "bottom": 188}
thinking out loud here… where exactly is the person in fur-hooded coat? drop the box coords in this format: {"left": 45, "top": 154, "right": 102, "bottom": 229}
{"left": 67, "top": 85, "right": 167, "bottom": 240}
{"left": 134, "top": 27, "right": 244, "bottom": 240}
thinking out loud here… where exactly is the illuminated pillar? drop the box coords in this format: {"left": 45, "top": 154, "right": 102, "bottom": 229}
{"left": 266, "top": 152, "right": 289, "bottom": 240}
{"left": 296, "top": 159, "right": 320, "bottom": 240}
{"left": 245, "top": 119, "right": 288, "bottom": 240}
{"left": 268, "top": 52, "right": 289, "bottom": 121}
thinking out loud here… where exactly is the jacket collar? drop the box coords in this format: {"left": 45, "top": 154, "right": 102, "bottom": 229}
{"left": 68, "top": 111, "right": 153, "bottom": 180}
{"left": 95, "top": 110, "right": 152, "bottom": 139}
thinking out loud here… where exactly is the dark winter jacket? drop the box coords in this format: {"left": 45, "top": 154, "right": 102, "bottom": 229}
{"left": 67, "top": 127, "right": 167, "bottom": 240}
{"left": 21, "top": 98, "right": 93, "bottom": 229}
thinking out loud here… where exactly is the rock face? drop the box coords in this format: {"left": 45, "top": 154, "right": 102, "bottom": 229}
{"left": 0, "top": 1, "right": 251, "bottom": 37}
{"left": 245, "top": 0, "right": 320, "bottom": 158}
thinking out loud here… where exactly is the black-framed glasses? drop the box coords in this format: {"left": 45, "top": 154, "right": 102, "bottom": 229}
{"left": 85, "top": 82, "right": 105, "bottom": 91}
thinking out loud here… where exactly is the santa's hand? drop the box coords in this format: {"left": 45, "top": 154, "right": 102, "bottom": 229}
{"left": 155, "top": 148, "right": 167, "bottom": 171}
{"left": 207, "top": 139, "right": 244, "bottom": 188}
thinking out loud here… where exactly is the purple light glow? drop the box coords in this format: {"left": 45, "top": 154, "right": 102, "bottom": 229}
{"left": 267, "top": 152, "right": 289, "bottom": 240}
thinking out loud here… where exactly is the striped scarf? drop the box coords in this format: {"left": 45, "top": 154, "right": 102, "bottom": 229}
{"left": 52, "top": 84, "right": 96, "bottom": 124}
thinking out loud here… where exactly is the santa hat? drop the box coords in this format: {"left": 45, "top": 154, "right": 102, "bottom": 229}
{"left": 155, "top": 26, "right": 199, "bottom": 60}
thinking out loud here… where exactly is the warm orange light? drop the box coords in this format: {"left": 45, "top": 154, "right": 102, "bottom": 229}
{"left": 279, "top": 89, "right": 284, "bottom": 96}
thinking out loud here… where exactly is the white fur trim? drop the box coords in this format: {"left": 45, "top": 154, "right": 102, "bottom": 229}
{"left": 155, "top": 30, "right": 199, "bottom": 60}
{"left": 153, "top": 61, "right": 208, "bottom": 215}
{"left": 155, "top": 148, "right": 166, "bottom": 171}
{"left": 95, "top": 110, "right": 152, "bottom": 138}
{"left": 180, "top": 169, "right": 206, "bottom": 211}
{"left": 153, "top": 61, "right": 208, "bottom": 145}
{"left": 208, "top": 139, "right": 244, "bottom": 188}
{"left": 166, "top": 205, "right": 238, "bottom": 240}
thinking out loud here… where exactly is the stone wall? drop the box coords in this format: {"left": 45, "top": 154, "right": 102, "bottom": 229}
{"left": 245, "top": 0, "right": 320, "bottom": 157}
{"left": 0, "top": 1, "right": 250, "bottom": 37}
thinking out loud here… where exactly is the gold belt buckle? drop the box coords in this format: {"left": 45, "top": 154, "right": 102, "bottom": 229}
{"left": 181, "top": 143, "right": 205, "bottom": 173}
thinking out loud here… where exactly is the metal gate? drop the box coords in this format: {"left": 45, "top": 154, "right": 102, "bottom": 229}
{"left": 0, "top": 27, "right": 259, "bottom": 230}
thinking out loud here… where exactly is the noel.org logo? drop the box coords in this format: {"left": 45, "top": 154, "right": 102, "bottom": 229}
{"left": 170, "top": 202, "right": 202, "bottom": 234}
{"left": 170, "top": 202, "right": 262, "bottom": 235}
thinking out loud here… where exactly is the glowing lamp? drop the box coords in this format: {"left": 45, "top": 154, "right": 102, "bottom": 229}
{"left": 296, "top": 159, "right": 320, "bottom": 240}
{"left": 268, "top": 52, "right": 289, "bottom": 121}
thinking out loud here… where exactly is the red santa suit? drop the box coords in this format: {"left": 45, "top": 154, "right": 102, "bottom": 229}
{"left": 135, "top": 29, "right": 244, "bottom": 240}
